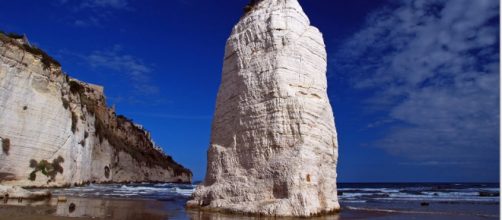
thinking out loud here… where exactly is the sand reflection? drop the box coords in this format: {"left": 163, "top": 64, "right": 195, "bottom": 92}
{"left": 186, "top": 209, "right": 341, "bottom": 220}
{"left": 54, "top": 197, "right": 176, "bottom": 220}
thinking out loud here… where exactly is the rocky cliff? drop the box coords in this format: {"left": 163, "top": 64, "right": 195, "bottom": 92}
{"left": 0, "top": 32, "right": 192, "bottom": 187}
{"left": 187, "top": 0, "right": 339, "bottom": 217}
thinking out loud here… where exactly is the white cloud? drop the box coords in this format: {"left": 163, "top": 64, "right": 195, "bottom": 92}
{"left": 80, "top": 0, "right": 130, "bottom": 9}
{"left": 58, "top": 0, "right": 130, "bottom": 9}
{"left": 55, "top": 0, "right": 131, "bottom": 27}
{"left": 87, "top": 45, "right": 159, "bottom": 95}
{"left": 73, "top": 16, "right": 101, "bottom": 27}
{"left": 334, "top": 0, "right": 499, "bottom": 164}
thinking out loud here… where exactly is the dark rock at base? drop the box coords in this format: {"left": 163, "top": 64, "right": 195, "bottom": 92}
{"left": 420, "top": 202, "right": 429, "bottom": 206}
{"left": 337, "top": 191, "right": 343, "bottom": 196}
{"left": 479, "top": 192, "right": 499, "bottom": 197}
{"left": 69, "top": 203, "right": 76, "bottom": 213}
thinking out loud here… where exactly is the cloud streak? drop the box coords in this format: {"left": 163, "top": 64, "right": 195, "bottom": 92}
{"left": 58, "top": 0, "right": 130, "bottom": 9}
{"left": 87, "top": 45, "right": 159, "bottom": 95}
{"left": 56, "top": 0, "right": 131, "bottom": 27}
{"left": 126, "top": 112, "right": 212, "bottom": 120}
{"left": 79, "top": 0, "right": 130, "bottom": 9}
{"left": 334, "top": 0, "right": 499, "bottom": 165}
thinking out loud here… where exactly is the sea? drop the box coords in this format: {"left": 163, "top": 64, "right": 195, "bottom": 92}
{"left": 46, "top": 182, "right": 499, "bottom": 219}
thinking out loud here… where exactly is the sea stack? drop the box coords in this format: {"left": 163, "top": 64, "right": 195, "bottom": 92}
{"left": 187, "top": 0, "right": 339, "bottom": 217}
{"left": 0, "top": 32, "right": 192, "bottom": 187}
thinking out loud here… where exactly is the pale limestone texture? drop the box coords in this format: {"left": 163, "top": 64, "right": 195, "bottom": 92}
{"left": 0, "top": 185, "right": 50, "bottom": 199}
{"left": 187, "top": 0, "right": 339, "bottom": 217}
{"left": 0, "top": 34, "right": 191, "bottom": 187}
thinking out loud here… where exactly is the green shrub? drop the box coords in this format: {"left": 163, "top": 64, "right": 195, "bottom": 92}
{"left": 244, "top": 5, "right": 253, "bottom": 13}
{"left": 69, "top": 81, "right": 85, "bottom": 94}
{"left": 244, "top": 0, "right": 261, "bottom": 14}
{"left": 28, "top": 172, "right": 36, "bottom": 181}
{"left": 29, "top": 159, "right": 37, "bottom": 168}
{"left": 2, "top": 138, "right": 10, "bottom": 155}
{"left": 116, "top": 115, "right": 129, "bottom": 121}
{"left": 21, "top": 44, "right": 61, "bottom": 70}
{"left": 0, "top": 31, "right": 61, "bottom": 70}
{"left": 28, "top": 156, "right": 64, "bottom": 183}
{"left": 0, "top": 30, "right": 23, "bottom": 39}
{"left": 80, "top": 94, "right": 97, "bottom": 115}
{"left": 93, "top": 116, "right": 191, "bottom": 176}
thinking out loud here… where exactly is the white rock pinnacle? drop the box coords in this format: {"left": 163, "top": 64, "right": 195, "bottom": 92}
{"left": 187, "top": 0, "right": 339, "bottom": 217}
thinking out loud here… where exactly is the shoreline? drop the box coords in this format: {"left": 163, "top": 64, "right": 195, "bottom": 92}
{"left": 17, "top": 180, "right": 193, "bottom": 190}
{"left": 0, "top": 196, "right": 382, "bottom": 220}
{"left": 0, "top": 195, "right": 498, "bottom": 220}
{"left": 0, "top": 182, "right": 497, "bottom": 219}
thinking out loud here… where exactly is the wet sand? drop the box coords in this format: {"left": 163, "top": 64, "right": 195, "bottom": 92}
{"left": 0, "top": 197, "right": 384, "bottom": 220}
{"left": 0, "top": 197, "right": 186, "bottom": 220}
{"left": 0, "top": 196, "right": 498, "bottom": 220}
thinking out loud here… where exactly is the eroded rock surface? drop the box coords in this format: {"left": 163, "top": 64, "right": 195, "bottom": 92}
{"left": 187, "top": 0, "right": 339, "bottom": 217}
{"left": 0, "top": 185, "right": 50, "bottom": 199}
{"left": 0, "top": 33, "right": 192, "bottom": 187}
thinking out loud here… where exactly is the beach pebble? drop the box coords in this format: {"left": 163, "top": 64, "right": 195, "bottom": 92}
{"left": 57, "top": 196, "right": 67, "bottom": 202}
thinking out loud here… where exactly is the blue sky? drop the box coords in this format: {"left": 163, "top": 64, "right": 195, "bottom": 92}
{"left": 0, "top": 0, "right": 499, "bottom": 182}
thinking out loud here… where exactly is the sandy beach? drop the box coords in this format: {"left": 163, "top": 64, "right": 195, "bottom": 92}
{"left": 0, "top": 197, "right": 388, "bottom": 220}
{"left": 0, "top": 194, "right": 498, "bottom": 220}
{"left": 0, "top": 182, "right": 498, "bottom": 220}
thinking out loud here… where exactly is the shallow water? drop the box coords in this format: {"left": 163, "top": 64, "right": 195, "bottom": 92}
{"left": 13, "top": 182, "right": 497, "bottom": 219}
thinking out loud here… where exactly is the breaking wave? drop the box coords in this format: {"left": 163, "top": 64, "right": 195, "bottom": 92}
{"left": 51, "top": 183, "right": 196, "bottom": 200}
{"left": 338, "top": 183, "right": 499, "bottom": 204}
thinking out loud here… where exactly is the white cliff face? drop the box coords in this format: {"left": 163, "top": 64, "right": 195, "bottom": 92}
{"left": 187, "top": 0, "right": 339, "bottom": 217}
{"left": 0, "top": 34, "right": 191, "bottom": 187}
